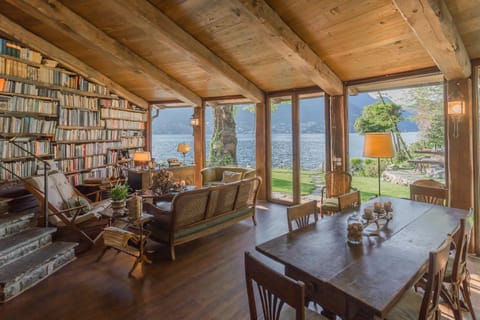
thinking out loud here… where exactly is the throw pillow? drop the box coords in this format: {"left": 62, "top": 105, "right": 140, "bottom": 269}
{"left": 63, "top": 197, "right": 91, "bottom": 217}
{"left": 222, "top": 171, "right": 242, "bottom": 183}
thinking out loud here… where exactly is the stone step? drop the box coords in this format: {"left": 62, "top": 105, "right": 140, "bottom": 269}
{"left": 0, "top": 241, "right": 77, "bottom": 303}
{"left": 0, "top": 227, "right": 56, "bottom": 268}
{"left": 0, "top": 211, "right": 36, "bottom": 239}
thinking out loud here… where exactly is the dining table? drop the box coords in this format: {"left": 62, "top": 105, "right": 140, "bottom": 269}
{"left": 255, "top": 197, "right": 469, "bottom": 320}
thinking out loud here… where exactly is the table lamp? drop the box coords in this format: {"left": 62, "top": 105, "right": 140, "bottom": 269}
{"left": 177, "top": 143, "right": 190, "bottom": 163}
{"left": 363, "top": 132, "right": 394, "bottom": 197}
{"left": 133, "top": 151, "right": 151, "bottom": 169}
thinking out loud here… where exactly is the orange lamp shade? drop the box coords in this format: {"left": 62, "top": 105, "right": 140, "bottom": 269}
{"left": 177, "top": 143, "right": 190, "bottom": 153}
{"left": 133, "top": 151, "right": 151, "bottom": 162}
{"left": 363, "top": 132, "right": 394, "bottom": 158}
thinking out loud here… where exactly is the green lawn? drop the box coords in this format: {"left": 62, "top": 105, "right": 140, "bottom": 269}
{"left": 271, "top": 169, "right": 409, "bottom": 201}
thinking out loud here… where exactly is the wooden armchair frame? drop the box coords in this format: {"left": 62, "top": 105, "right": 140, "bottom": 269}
{"left": 410, "top": 179, "right": 448, "bottom": 206}
{"left": 320, "top": 171, "right": 360, "bottom": 216}
{"left": 24, "top": 173, "right": 111, "bottom": 245}
{"left": 287, "top": 200, "right": 318, "bottom": 232}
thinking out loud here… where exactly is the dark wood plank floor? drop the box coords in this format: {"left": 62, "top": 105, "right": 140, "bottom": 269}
{"left": 0, "top": 202, "right": 478, "bottom": 320}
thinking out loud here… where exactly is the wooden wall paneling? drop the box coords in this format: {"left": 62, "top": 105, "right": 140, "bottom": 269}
{"left": 193, "top": 105, "right": 205, "bottom": 187}
{"left": 446, "top": 78, "right": 474, "bottom": 210}
{"left": 472, "top": 65, "right": 480, "bottom": 256}
{"left": 292, "top": 94, "right": 301, "bottom": 203}
{"left": 0, "top": 13, "right": 148, "bottom": 109}
{"left": 255, "top": 102, "right": 267, "bottom": 200}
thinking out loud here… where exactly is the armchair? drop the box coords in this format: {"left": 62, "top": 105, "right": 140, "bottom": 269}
{"left": 320, "top": 171, "right": 360, "bottom": 216}
{"left": 24, "top": 172, "right": 111, "bottom": 245}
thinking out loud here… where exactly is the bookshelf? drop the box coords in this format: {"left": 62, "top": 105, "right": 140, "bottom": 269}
{"left": 0, "top": 38, "right": 147, "bottom": 185}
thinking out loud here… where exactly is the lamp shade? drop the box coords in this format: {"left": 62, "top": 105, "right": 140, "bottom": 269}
{"left": 133, "top": 151, "right": 151, "bottom": 162}
{"left": 363, "top": 132, "right": 394, "bottom": 158}
{"left": 177, "top": 143, "right": 190, "bottom": 153}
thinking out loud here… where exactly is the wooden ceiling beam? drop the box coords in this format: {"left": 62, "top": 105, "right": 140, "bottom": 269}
{"left": 393, "top": 0, "right": 471, "bottom": 79}
{"left": 0, "top": 13, "right": 148, "bottom": 109}
{"left": 8, "top": 0, "right": 202, "bottom": 106}
{"left": 233, "top": 0, "right": 344, "bottom": 96}
{"left": 103, "top": 0, "right": 265, "bottom": 103}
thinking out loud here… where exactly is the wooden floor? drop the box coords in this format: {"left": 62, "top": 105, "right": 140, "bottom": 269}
{"left": 0, "top": 201, "right": 478, "bottom": 320}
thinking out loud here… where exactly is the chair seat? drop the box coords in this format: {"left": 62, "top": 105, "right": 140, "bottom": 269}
{"left": 321, "top": 198, "right": 339, "bottom": 210}
{"left": 385, "top": 289, "right": 426, "bottom": 320}
{"left": 281, "top": 305, "right": 329, "bottom": 320}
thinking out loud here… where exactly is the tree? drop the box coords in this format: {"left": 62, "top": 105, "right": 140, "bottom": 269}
{"left": 354, "top": 94, "right": 411, "bottom": 159}
{"left": 208, "top": 104, "right": 237, "bottom": 166}
{"left": 403, "top": 85, "right": 444, "bottom": 149}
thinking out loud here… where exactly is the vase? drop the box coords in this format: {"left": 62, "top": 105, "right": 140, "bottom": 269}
{"left": 111, "top": 199, "right": 126, "bottom": 217}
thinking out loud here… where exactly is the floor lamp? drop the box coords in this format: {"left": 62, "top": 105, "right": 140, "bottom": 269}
{"left": 363, "top": 132, "right": 394, "bottom": 197}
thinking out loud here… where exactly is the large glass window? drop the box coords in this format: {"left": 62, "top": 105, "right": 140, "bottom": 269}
{"left": 348, "top": 83, "right": 445, "bottom": 200}
{"left": 151, "top": 107, "right": 194, "bottom": 166}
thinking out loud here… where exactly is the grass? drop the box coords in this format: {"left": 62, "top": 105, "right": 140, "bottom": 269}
{"left": 271, "top": 169, "right": 410, "bottom": 201}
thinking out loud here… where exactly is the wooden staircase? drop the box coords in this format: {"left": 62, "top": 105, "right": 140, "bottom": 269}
{"left": 0, "top": 207, "right": 77, "bottom": 303}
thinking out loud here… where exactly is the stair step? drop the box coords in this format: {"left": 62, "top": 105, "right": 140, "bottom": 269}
{"left": 0, "top": 228, "right": 56, "bottom": 268}
{"left": 0, "top": 212, "right": 36, "bottom": 239}
{"left": 0, "top": 241, "right": 77, "bottom": 303}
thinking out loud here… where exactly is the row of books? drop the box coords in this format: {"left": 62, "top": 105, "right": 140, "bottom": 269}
{"left": 0, "top": 116, "right": 56, "bottom": 134}
{"left": 120, "top": 135, "right": 145, "bottom": 148}
{"left": 58, "top": 92, "right": 98, "bottom": 110}
{"left": 105, "top": 119, "right": 145, "bottom": 130}
{"left": 65, "top": 166, "right": 116, "bottom": 185}
{"left": 2, "top": 96, "right": 57, "bottom": 115}
{"left": 58, "top": 108, "right": 100, "bottom": 127}
{"left": 98, "top": 98, "right": 127, "bottom": 108}
{"left": 100, "top": 108, "right": 146, "bottom": 122}
{"left": 0, "top": 78, "right": 58, "bottom": 98}
{"left": 0, "top": 139, "right": 51, "bottom": 158}
{"left": 56, "top": 155, "right": 106, "bottom": 172}
{"left": 1, "top": 57, "right": 38, "bottom": 80}
{"left": 54, "top": 128, "right": 123, "bottom": 141}
{"left": 54, "top": 142, "right": 122, "bottom": 159}
{"left": 0, "top": 160, "right": 36, "bottom": 180}
{"left": 0, "top": 38, "right": 42, "bottom": 63}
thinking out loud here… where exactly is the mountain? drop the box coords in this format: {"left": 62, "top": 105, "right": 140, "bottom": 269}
{"left": 151, "top": 93, "right": 418, "bottom": 134}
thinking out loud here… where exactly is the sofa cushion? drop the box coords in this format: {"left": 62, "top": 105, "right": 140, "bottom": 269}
{"left": 63, "top": 196, "right": 91, "bottom": 217}
{"left": 222, "top": 171, "right": 242, "bottom": 183}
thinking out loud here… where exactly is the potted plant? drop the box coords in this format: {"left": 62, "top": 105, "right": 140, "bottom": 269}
{"left": 110, "top": 183, "right": 130, "bottom": 215}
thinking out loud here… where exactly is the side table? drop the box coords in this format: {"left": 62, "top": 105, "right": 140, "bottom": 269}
{"left": 96, "top": 213, "right": 153, "bottom": 277}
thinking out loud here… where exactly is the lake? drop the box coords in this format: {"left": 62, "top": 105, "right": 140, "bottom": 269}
{"left": 152, "top": 132, "right": 419, "bottom": 170}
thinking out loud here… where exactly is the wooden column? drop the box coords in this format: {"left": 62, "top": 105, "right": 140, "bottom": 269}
{"left": 193, "top": 105, "right": 205, "bottom": 187}
{"left": 471, "top": 66, "right": 479, "bottom": 255}
{"left": 255, "top": 102, "right": 267, "bottom": 200}
{"left": 292, "top": 94, "right": 301, "bottom": 203}
{"left": 145, "top": 104, "right": 152, "bottom": 152}
{"left": 446, "top": 78, "right": 474, "bottom": 210}
{"left": 328, "top": 95, "right": 348, "bottom": 172}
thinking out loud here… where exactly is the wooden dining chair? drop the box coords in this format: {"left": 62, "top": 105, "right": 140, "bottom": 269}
{"left": 410, "top": 179, "right": 448, "bottom": 206}
{"left": 442, "top": 209, "right": 476, "bottom": 320}
{"left": 385, "top": 236, "right": 452, "bottom": 320}
{"left": 320, "top": 171, "right": 360, "bottom": 216}
{"left": 287, "top": 200, "right": 318, "bottom": 232}
{"left": 244, "top": 252, "right": 327, "bottom": 320}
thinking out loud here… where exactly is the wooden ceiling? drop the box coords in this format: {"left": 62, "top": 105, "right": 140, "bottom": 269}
{"left": 0, "top": 0, "right": 478, "bottom": 108}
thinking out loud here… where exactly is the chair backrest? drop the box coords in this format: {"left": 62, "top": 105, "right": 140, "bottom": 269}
{"left": 450, "top": 209, "right": 474, "bottom": 283}
{"left": 324, "top": 171, "right": 352, "bottom": 198}
{"left": 244, "top": 251, "right": 306, "bottom": 320}
{"left": 410, "top": 179, "right": 448, "bottom": 206}
{"left": 287, "top": 200, "right": 318, "bottom": 232}
{"left": 419, "top": 236, "right": 452, "bottom": 320}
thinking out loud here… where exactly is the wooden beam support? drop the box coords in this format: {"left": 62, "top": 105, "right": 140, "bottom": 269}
{"left": 102, "top": 0, "right": 265, "bottom": 103}
{"left": 234, "top": 0, "right": 343, "bottom": 96}
{"left": 8, "top": 0, "right": 202, "bottom": 106}
{"left": 393, "top": 0, "right": 471, "bottom": 80}
{"left": 446, "top": 78, "right": 473, "bottom": 210}
{"left": 193, "top": 105, "right": 205, "bottom": 187}
{"left": 0, "top": 13, "right": 148, "bottom": 109}
{"left": 255, "top": 102, "right": 267, "bottom": 200}
{"left": 328, "top": 95, "right": 348, "bottom": 172}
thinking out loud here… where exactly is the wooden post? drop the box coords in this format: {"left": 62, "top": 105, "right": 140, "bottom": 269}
{"left": 145, "top": 104, "right": 152, "bottom": 152}
{"left": 255, "top": 102, "right": 267, "bottom": 200}
{"left": 328, "top": 95, "right": 348, "bottom": 172}
{"left": 292, "top": 94, "right": 300, "bottom": 203}
{"left": 471, "top": 66, "right": 480, "bottom": 255}
{"left": 446, "top": 79, "right": 474, "bottom": 211}
{"left": 193, "top": 104, "right": 205, "bottom": 187}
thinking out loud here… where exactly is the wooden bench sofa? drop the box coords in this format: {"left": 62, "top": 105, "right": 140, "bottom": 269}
{"left": 143, "top": 177, "right": 261, "bottom": 260}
